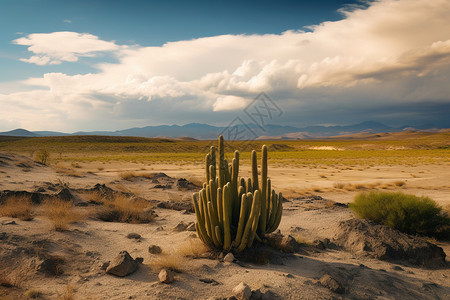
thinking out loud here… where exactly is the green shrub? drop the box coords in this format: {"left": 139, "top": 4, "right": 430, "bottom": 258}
{"left": 349, "top": 191, "right": 449, "bottom": 239}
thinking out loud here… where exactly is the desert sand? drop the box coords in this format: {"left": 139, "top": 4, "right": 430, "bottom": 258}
{"left": 0, "top": 152, "right": 449, "bottom": 299}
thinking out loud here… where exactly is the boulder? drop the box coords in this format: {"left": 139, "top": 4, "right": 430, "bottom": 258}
{"left": 333, "top": 219, "right": 446, "bottom": 268}
{"left": 320, "top": 274, "right": 344, "bottom": 294}
{"left": 106, "top": 251, "right": 138, "bottom": 277}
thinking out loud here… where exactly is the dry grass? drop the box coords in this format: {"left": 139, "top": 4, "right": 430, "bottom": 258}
{"left": 57, "top": 285, "right": 75, "bottom": 300}
{"left": 25, "top": 290, "right": 42, "bottom": 299}
{"left": 96, "top": 194, "right": 154, "bottom": 223}
{"left": 394, "top": 180, "right": 406, "bottom": 187}
{"left": 176, "top": 239, "right": 209, "bottom": 258}
{"left": 120, "top": 171, "right": 162, "bottom": 181}
{"left": 148, "top": 252, "right": 185, "bottom": 272}
{"left": 0, "top": 195, "right": 34, "bottom": 221}
{"left": 44, "top": 199, "right": 83, "bottom": 231}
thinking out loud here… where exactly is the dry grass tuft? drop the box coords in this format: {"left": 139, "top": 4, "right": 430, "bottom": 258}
{"left": 148, "top": 252, "right": 185, "bottom": 272}
{"left": 176, "top": 239, "right": 209, "bottom": 258}
{"left": 57, "top": 285, "right": 75, "bottom": 300}
{"left": 96, "top": 194, "right": 154, "bottom": 223}
{"left": 333, "top": 182, "right": 346, "bottom": 189}
{"left": 394, "top": 180, "right": 406, "bottom": 187}
{"left": 0, "top": 195, "right": 34, "bottom": 221}
{"left": 25, "top": 290, "right": 42, "bottom": 298}
{"left": 44, "top": 199, "right": 83, "bottom": 231}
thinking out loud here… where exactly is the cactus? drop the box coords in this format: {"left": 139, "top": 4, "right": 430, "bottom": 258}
{"left": 192, "top": 136, "right": 283, "bottom": 252}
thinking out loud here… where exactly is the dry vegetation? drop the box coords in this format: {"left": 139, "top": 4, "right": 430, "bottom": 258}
{"left": 43, "top": 199, "right": 83, "bottom": 231}
{"left": 0, "top": 195, "right": 34, "bottom": 221}
{"left": 95, "top": 194, "right": 154, "bottom": 223}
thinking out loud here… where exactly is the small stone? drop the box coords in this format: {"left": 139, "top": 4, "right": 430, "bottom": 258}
{"left": 392, "top": 266, "right": 404, "bottom": 271}
{"left": 186, "top": 222, "right": 196, "bottom": 231}
{"left": 126, "top": 233, "right": 141, "bottom": 239}
{"left": 1, "top": 220, "right": 17, "bottom": 225}
{"left": 148, "top": 245, "right": 162, "bottom": 254}
{"left": 319, "top": 274, "right": 344, "bottom": 294}
{"left": 174, "top": 221, "right": 188, "bottom": 232}
{"left": 223, "top": 253, "right": 235, "bottom": 263}
{"left": 283, "top": 273, "right": 294, "bottom": 278}
{"left": 232, "top": 282, "right": 251, "bottom": 300}
{"left": 158, "top": 268, "right": 174, "bottom": 284}
{"left": 156, "top": 226, "right": 164, "bottom": 231}
{"left": 100, "top": 261, "right": 110, "bottom": 270}
{"left": 135, "top": 257, "right": 144, "bottom": 264}
{"left": 199, "top": 278, "right": 220, "bottom": 285}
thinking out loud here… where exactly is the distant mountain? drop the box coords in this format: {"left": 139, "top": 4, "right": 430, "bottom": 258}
{"left": 0, "top": 128, "right": 40, "bottom": 137}
{"left": 1, "top": 121, "right": 447, "bottom": 140}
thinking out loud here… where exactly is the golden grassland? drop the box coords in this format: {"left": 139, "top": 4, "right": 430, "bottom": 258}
{"left": 0, "top": 132, "right": 449, "bottom": 166}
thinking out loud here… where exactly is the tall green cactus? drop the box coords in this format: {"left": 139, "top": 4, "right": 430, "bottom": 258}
{"left": 192, "top": 135, "right": 283, "bottom": 252}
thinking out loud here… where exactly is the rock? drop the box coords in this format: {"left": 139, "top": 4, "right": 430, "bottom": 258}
{"left": 320, "top": 274, "right": 344, "bottom": 294}
{"left": 265, "top": 232, "right": 299, "bottom": 253}
{"left": 99, "top": 261, "right": 110, "bottom": 270}
{"left": 158, "top": 268, "right": 174, "bottom": 284}
{"left": 37, "top": 257, "right": 64, "bottom": 276}
{"left": 156, "top": 201, "right": 194, "bottom": 212}
{"left": 106, "top": 251, "right": 138, "bottom": 277}
{"left": 126, "top": 233, "right": 141, "bottom": 239}
{"left": 186, "top": 222, "right": 196, "bottom": 231}
{"left": 332, "top": 219, "right": 446, "bottom": 267}
{"left": 224, "top": 253, "right": 235, "bottom": 263}
{"left": 156, "top": 226, "right": 164, "bottom": 231}
{"left": 148, "top": 245, "right": 162, "bottom": 254}
{"left": 199, "top": 278, "right": 220, "bottom": 285}
{"left": 176, "top": 178, "right": 199, "bottom": 190}
{"left": 1, "top": 220, "right": 17, "bottom": 225}
{"left": 135, "top": 257, "right": 144, "bottom": 264}
{"left": 232, "top": 282, "right": 251, "bottom": 300}
{"left": 174, "top": 221, "right": 188, "bottom": 232}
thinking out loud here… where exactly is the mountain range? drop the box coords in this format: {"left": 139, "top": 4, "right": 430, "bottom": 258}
{"left": 0, "top": 121, "right": 446, "bottom": 140}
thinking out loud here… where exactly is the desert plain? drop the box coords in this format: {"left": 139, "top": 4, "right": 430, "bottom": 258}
{"left": 0, "top": 132, "right": 449, "bottom": 299}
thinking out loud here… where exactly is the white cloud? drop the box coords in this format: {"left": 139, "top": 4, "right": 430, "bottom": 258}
{"left": 2, "top": 0, "right": 450, "bottom": 131}
{"left": 213, "top": 95, "right": 249, "bottom": 111}
{"left": 13, "top": 31, "right": 120, "bottom": 65}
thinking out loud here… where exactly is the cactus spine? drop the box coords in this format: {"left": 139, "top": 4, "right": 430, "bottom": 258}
{"left": 192, "top": 136, "right": 283, "bottom": 252}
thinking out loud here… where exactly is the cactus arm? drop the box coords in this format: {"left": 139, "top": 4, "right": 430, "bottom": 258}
{"left": 217, "top": 187, "right": 223, "bottom": 227}
{"left": 259, "top": 145, "right": 268, "bottom": 235}
{"left": 247, "top": 178, "right": 252, "bottom": 193}
{"left": 210, "top": 146, "right": 216, "bottom": 180}
{"left": 232, "top": 193, "right": 248, "bottom": 247}
{"left": 251, "top": 150, "right": 259, "bottom": 192}
{"left": 236, "top": 190, "right": 261, "bottom": 252}
{"left": 247, "top": 190, "right": 261, "bottom": 247}
{"left": 208, "top": 201, "right": 221, "bottom": 247}
{"left": 223, "top": 184, "right": 232, "bottom": 250}
{"left": 205, "top": 153, "right": 211, "bottom": 182}
{"left": 214, "top": 225, "right": 223, "bottom": 247}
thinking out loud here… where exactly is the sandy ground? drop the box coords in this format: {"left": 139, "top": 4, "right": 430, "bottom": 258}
{"left": 0, "top": 153, "right": 449, "bottom": 299}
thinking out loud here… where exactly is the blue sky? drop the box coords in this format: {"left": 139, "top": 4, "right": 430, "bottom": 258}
{"left": 1, "top": 0, "right": 449, "bottom": 132}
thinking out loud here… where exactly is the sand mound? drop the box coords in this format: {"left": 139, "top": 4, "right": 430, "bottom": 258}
{"left": 333, "top": 219, "right": 446, "bottom": 268}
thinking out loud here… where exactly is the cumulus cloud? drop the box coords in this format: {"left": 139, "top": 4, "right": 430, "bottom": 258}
{"left": 14, "top": 31, "right": 120, "bottom": 65}
{"left": 2, "top": 0, "right": 450, "bottom": 131}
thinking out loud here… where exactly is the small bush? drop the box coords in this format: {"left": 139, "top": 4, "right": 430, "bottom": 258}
{"left": 44, "top": 199, "right": 82, "bottom": 231}
{"left": 349, "top": 191, "right": 450, "bottom": 238}
{"left": 0, "top": 195, "right": 34, "bottom": 221}
{"left": 96, "top": 194, "right": 154, "bottom": 223}
{"left": 35, "top": 149, "right": 50, "bottom": 165}
{"left": 149, "top": 252, "right": 185, "bottom": 272}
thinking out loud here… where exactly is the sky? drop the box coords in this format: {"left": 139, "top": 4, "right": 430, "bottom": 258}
{"left": 0, "top": 0, "right": 449, "bottom": 132}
